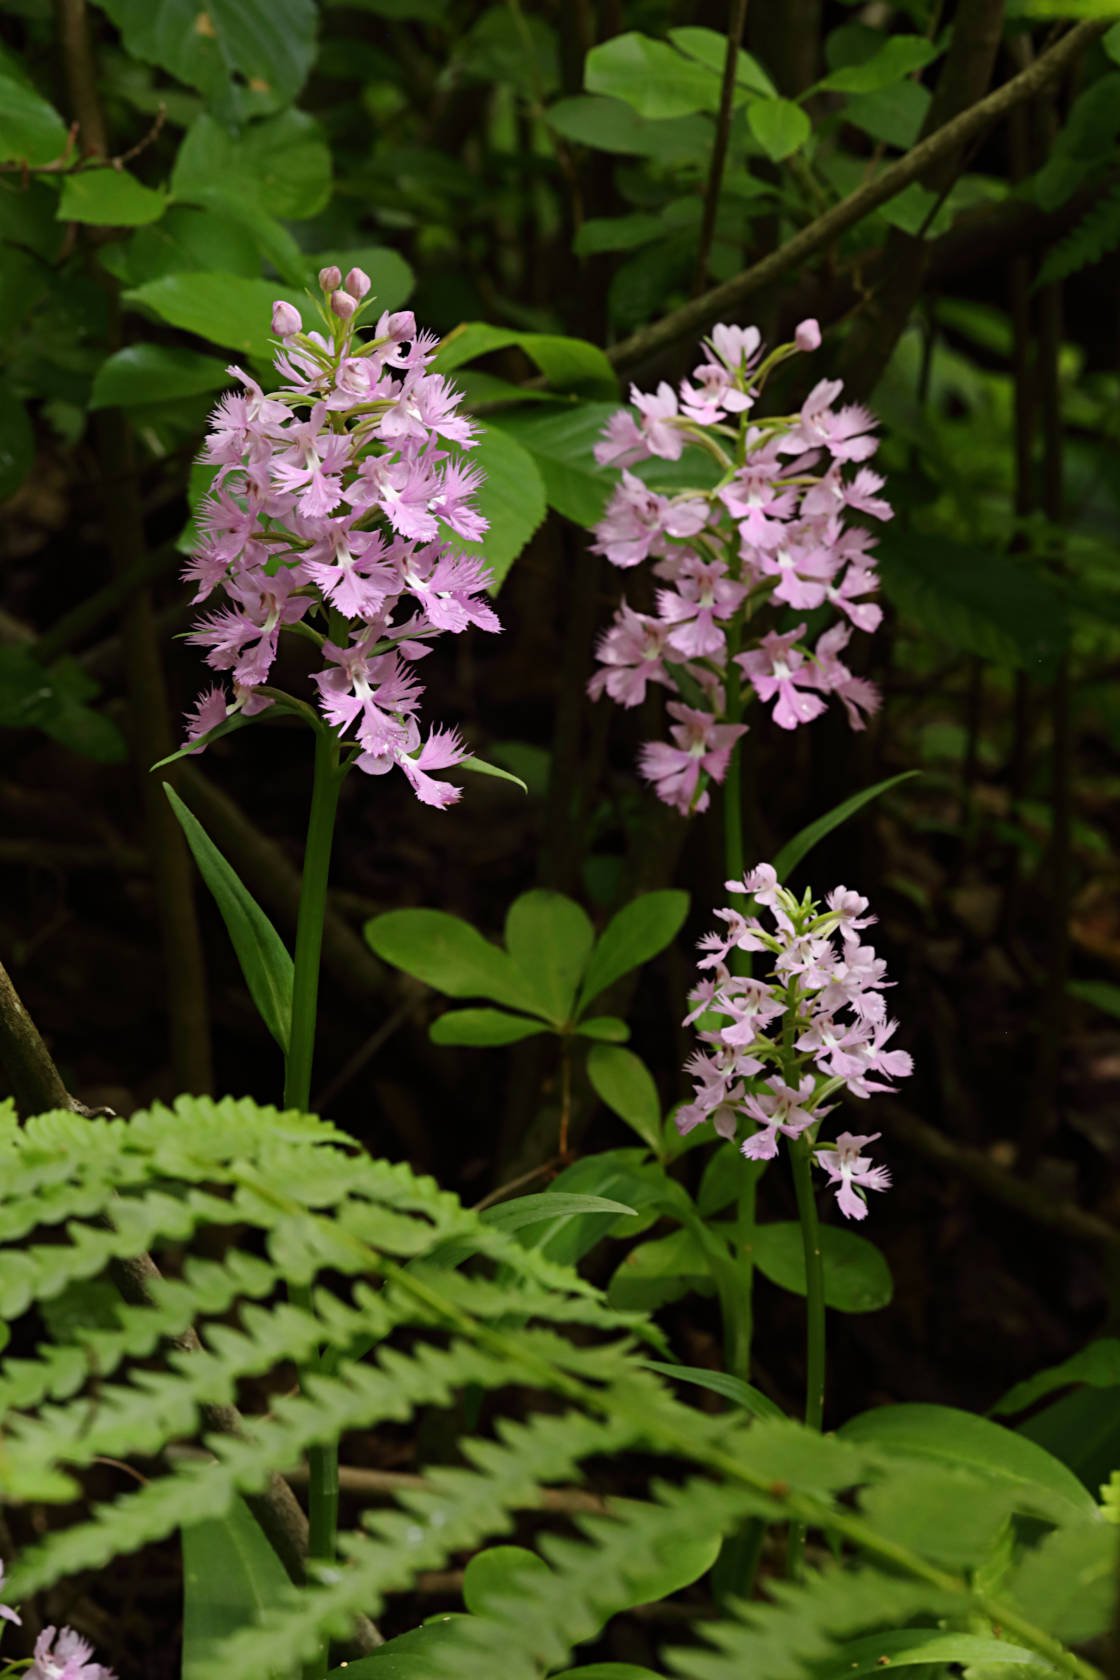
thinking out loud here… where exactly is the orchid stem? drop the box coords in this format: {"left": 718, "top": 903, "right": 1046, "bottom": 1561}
{"left": 284, "top": 724, "right": 345, "bottom": 1680}
{"left": 787, "top": 1131, "right": 826, "bottom": 1578}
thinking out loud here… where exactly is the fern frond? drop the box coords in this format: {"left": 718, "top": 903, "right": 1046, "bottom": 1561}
{"left": 665, "top": 1565, "right": 958, "bottom": 1680}
{"left": 1036, "top": 179, "right": 1120, "bottom": 288}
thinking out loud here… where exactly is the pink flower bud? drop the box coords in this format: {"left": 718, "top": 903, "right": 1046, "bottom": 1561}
{"left": 344, "top": 266, "right": 372, "bottom": 301}
{"left": 331, "top": 289, "right": 358, "bottom": 320}
{"left": 271, "top": 300, "right": 302, "bottom": 338}
{"left": 318, "top": 265, "right": 342, "bottom": 293}
{"left": 795, "top": 318, "right": 821, "bottom": 352}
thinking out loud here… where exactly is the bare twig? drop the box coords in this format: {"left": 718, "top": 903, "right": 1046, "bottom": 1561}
{"left": 606, "top": 19, "right": 1109, "bottom": 376}
{"left": 0, "top": 954, "right": 77, "bottom": 1116}
{"left": 0, "top": 105, "right": 167, "bottom": 177}
{"left": 883, "top": 1101, "right": 1120, "bottom": 1252}
{"left": 692, "top": 0, "right": 749, "bottom": 296}
{"left": 289, "top": 1461, "right": 610, "bottom": 1514}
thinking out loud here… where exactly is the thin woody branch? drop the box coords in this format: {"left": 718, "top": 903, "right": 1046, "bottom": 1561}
{"left": 607, "top": 17, "right": 1109, "bottom": 376}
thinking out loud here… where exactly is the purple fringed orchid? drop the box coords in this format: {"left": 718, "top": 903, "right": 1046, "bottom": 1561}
{"left": 588, "top": 319, "right": 891, "bottom": 814}
{"left": 182, "top": 267, "right": 501, "bottom": 810}
{"left": 680, "top": 864, "right": 911, "bottom": 1220}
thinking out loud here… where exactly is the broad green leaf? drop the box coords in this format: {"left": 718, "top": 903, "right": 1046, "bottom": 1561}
{"left": 771, "top": 771, "right": 918, "bottom": 882}
{"left": 0, "top": 648, "right": 125, "bottom": 762}
{"left": 585, "top": 32, "right": 730, "bottom": 120}
{"left": 454, "top": 7, "right": 559, "bottom": 96}
{"left": 1067, "top": 979, "right": 1120, "bottom": 1020}
{"left": 587, "top": 1496, "right": 722, "bottom": 1609}
{"left": 586, "top": 1044, "right": 662, "bottom": 1154}
{"left": 545, "top": 94, "right": 650, "bottom": 154}
{"left": 504, "top": 889, "right": 594, "bottom": 1025}
{"left": 994, "top": 1338, "right": 1120, "bottom": 1415}
{"left": 608, "top": 1223, "right": 718, "bottom": 1311}
{"left": 0, "top": 76, "right": 68, "bottom": 166}
{"left": 92, "top": 0, "right": 318, "bottom": 112}
{"left": 182, "top": 1497, "right": 292, "bottom": 1678}
{"left": 489, "top": 402, "right": 620, "bottom": 528}
{"left": 57, "top": 170, "right": 167, "bottom": 228}
{"left": 876, "top": 530, "right": 1067, "bottom": 673}
{"left": 578, "top": 889, "right": 689, "bottom": 1012}
{"left": 839, "top": 1403, "right": 1098, "bottom": 1525}
{"left": 164, "top": 785, "right": 293, "bottom": 1050}
{"left": 364, "top": 908, "right": 531, "bottom": 1013}
{"left": 1009, "top": 1521, "right": 1117, "bottom": 1644}
{"left": 573, "top": 214, "right": 662, "bottom": 256}
{"left": 171, "top": 110, "right": 332, "bottom": 220}
{"left": 573, "top": 1017, "right": 629, "bottom": 1042}
{"left": 103, "top": 205, "right": 263, "bottom": 287}
{"left": 123, "top": 274, "right": 306, "bottom": 360}
{"left": 445, "top": 422, "right": 546, "bottom": 592}
{"left": 753, "top": 1222, "right": 893, "bottom": 1314}
{"left": 480, "top": 1192, "right": 637, "bottom": 1234}
{"left": 1017, "top": 1384, "right": 1120, "bottom": 1496}
{"left": 535, "top": 1150, "right": 668, "bottom": 1264}
{"left": 843, "top": 81, "right": 930, "bottom": 149}
{"left": 747, "top": 97, "right": 811, "bottom": 162}
{"left": 90, "top": 345, "right": 230, "bottom": 410}
{"left": 667, "top": 26, "right": 776, "bottom": 96}
{"left": 429, "top": 1007, "right": 549, "bottom": 1046}
{"left": 461, "top": 1545, "right": 550, "bottom": 1615}
{"left": 815, "top": 1629, "right": 1053, "bottom": 1679}
{"left": 815, "top": 34, "right": 938, "bottom": 94}
{"left": 553, "top": 1667, "right": 664, "bottom": 1680}
{"left": 1107, "top": 19, "right": 1120, "bottom": 64}
{"left": 434, "top": 322, "right": 616, "bottom": 398}
{"left": 545, "top": 95, "right": 708, "bottom": 160}
{"left": 860, "top": 1464, "right": 1018, "bottom": 1567}
{"left": 642, "top": 1360, "right": 784, "bottom": 1421}
{"left": 327, "top": 1617, "right": 472, "bottom": 1678}
{"left": 0, "top": 379, "right": 34, "bottom": 501}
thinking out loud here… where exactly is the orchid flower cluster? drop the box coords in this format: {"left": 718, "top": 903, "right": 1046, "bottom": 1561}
{"left": 0, "top": 1559, "right": 114, "bottom": 1679}
{"left": 678, "top": 864, "right": 912, "bottom": 1220}
{"left": 183, "top": 267, "right": 500, "bottom": 809}
{"left": 588, "top": 321, "right": 891, "bottom": 815}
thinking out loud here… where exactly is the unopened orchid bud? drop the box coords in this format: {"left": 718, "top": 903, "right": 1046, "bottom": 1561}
{"left": 331, "top": 289, "right": 358, "bottom": 320}
{"left": 795, "top": 318, "right": 821, "bottom": 352}
{"left": 271, "top": 300, "right": 302, "bottom": 338}
{"left": 344, "top": 266, "right": 372, "bottom": 301}
{"left": 318, "top": 265, "right": 342, "bottom": 293}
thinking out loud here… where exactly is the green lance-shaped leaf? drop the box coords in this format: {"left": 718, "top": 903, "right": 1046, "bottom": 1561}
{"left": 182, "top": 1497, "right": 292, "bottom": 1679}
{"left": 504, "top": 889, "right": 594, "bottom": 1025}
{"left": 993, "top": 1336, "right": 1120, "bottom": 1415}
{"left": 586, "top": 1044, "right": 662, "bottom": 1154}
{"left": 642, "top": 1360, "right": 784, "bottom": 1422}
{"left": 753, "top": 1222, "right": 894, "bottom": 1315}
{"left": 164, "top": 784, "right": 293, "bottom": 1050}
{"left": 839, "top": 1402, "right": 1098, "bottom": 1527}
{"left": 813, "top": 33, "right": 939, "bottom": 96}
{"left": 479, "top": 1193, "right": 637, "bottom": 1235}
{"left": 771, "top": 770, "right": 919, "bottom": 883}
{"left": 364, "top": 908, "right": 534, "bottom": 1014}
{"left": 577, "top": 889, "right": 689, "bottom": 1013}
